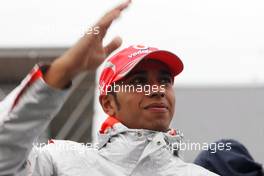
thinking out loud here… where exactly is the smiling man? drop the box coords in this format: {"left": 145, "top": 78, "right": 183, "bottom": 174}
{"left": 92, "top": 45, "right": 218, "bottom": 175}
{"left": 98, "top": 46, "right": 182, "bottom": 133}
{"left": 0, "top": 1, "right": 218, "bottom": 175}
{"left": 101, "top": 60, "right": 175, "bottom": 132}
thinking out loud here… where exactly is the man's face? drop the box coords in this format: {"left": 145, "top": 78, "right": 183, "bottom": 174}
{"left": 101, "top": 59, "right": 176, "bottom": 132}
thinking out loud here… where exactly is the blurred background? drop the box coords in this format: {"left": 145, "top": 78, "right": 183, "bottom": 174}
{"left": 0, "top": 0, "right": 263, "bottom": 163}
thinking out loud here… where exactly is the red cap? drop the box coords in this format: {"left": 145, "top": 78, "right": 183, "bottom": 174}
{"left": 99, "top": 45, "right": 184, "bottom": 95}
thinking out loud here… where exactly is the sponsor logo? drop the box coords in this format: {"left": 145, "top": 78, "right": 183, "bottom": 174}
{"left": 128, "top": 49, "right": 150, "bottom": 59}
{"left": 132, "top": 45, "right": 149, "bottom": 50}
{"left": 128, "top": 45, "right": 150, "bottom": 59}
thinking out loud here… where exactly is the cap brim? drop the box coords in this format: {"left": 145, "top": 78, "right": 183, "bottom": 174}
{"left": 113, "top": 50, "right": 184, "bottom": 83}
{"left": 143, "top": 50, "right": 184, "bottom": 77}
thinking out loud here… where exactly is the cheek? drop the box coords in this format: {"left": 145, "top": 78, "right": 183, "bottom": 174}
{"left": 167, "top": 89, "right": 175, "bottom": 113}
{"left": 118, "top": 92, "right": 144, "bottom": 113}
{"left": 116, "top": 93, "right": 146, "bottom": 126}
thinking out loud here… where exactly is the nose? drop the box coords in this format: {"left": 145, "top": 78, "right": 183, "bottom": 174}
{"left": 148, "top": 90, "right": 165, "bottom": 98}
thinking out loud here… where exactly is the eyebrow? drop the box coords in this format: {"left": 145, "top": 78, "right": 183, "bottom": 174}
{"left": 126, "top": 70, "right": 147, "bottom": 77}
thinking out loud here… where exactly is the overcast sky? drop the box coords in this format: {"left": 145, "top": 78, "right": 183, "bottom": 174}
{"left": 1, "top": 0, "right": 264, "bottom": 85}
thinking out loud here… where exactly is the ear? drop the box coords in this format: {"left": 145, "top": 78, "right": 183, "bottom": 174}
{"left": 99, "top": 94, "right": 117, "bottom": 116}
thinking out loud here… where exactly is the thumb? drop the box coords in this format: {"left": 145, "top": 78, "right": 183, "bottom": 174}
{"left": 104, "top": 36, "right": 122, "bottom": 57}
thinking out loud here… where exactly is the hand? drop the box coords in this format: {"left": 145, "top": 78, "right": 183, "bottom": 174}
{"left": 44, "top": 0, "right": 131, "bottom": 89}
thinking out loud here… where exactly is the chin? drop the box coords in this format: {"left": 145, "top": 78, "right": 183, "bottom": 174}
{"left": 149, "top": 122, "right": 170, "bottom": 132}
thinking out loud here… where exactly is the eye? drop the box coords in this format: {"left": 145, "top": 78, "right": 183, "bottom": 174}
{"left": 159, "top": 76, "right": 173, "bottom": 85}
{"left": 130, "top": 76, "right": 148, "bottom": 85}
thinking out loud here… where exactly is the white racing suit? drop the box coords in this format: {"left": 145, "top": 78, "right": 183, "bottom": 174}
{"left": 0, "top": 65, "right": 218, "bottom": 176}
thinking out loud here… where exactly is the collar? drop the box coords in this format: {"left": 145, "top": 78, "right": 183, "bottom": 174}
{"left": 97, "top": 116, "right": 184, "bottom": 149}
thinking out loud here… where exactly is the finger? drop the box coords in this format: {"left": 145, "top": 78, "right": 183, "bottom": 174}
{"left": 104, "top": 36, "right": 122, "bottom": 57}
{"left": 97, "top": 10, "right": 121, "bottom": 30}
{"left": 114, "top": 0, "right": 131, "bottom": 11}
{"left": 96, "top": 0, "right": 131, "bottom": 38}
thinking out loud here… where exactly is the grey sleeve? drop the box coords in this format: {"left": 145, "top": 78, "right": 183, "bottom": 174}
{"left": 15, "top": 146, "right": 55, "bottom": 176}
{"left": 0, "top": 66, "right": 69, "bottom": 175}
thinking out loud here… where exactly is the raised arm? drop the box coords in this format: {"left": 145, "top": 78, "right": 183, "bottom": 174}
{"left": 0, "top": 1, "right": 131, "bottom": 175}
{"left": 44, "top": 0, "right": 131, "bottom": 89}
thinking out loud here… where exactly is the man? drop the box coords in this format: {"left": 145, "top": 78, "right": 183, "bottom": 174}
{"left": 0, "top": 1, "right": 218, "bottom": 175}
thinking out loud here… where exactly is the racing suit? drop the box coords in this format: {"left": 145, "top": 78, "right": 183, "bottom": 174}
{"left": 0, "top": 65, "right": 218, "bottom": 176}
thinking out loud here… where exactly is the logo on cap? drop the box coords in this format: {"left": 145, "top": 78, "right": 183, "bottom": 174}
{"left": 132, "top": 45, "right": 149, "bottom": 50}
{"left": 128, "top": 45, "right": 151, "bottom": 59}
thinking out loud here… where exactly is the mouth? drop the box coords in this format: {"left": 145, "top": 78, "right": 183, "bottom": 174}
{"left": 144, "top": 103, "right": 168, "bottom": 113}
